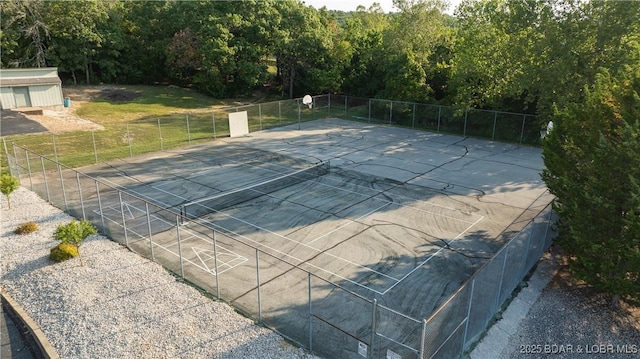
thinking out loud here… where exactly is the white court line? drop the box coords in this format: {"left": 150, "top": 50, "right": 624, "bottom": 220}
{"left": 307, "top": 202, "right": 392, "bottom": 245}
{"left": 313, "top": 178, "right": 481, "bottom": 224}
{"left": 99, "top": 170, "right": 482, "bottom": 295}
{"left": 97, "top": 175, "right": 177, "bottom": 208}
{"left": 153, "top": 184, "right": 400, "bottom": 284}
{"left": 94, "top": 203, "right": 247, "bottom": 275}
{"left": 198, "top": 216, "right": 392, "bottom": 296}
{"left": 380, "top": 215, "right": 485, "bottom": 295}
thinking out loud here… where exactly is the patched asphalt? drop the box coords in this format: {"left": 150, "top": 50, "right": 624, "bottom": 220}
{"left": 1, "top": 110, "right": 48, "bottom": 136}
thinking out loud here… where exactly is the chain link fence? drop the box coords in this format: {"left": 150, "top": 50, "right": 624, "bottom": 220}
{"left": 4, "top": 95, "right": 552, "bottom": 359}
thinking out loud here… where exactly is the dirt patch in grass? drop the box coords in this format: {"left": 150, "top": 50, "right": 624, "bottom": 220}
{"left": 99, "top": 88, "right": 142, "bottom": 102}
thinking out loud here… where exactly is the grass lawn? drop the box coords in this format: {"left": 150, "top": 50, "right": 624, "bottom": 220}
{"left": 2, "top": 85, "right": 315, "bottom": 173}
{"left": 1, "top": 86, "right": 214, "bottom": 171}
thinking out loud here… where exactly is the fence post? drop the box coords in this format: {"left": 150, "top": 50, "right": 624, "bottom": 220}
{"left": 344, "top": 96, "right": 347, "bottom": 119}
{"left": 256, "top": 249, "right": 262, "bottom": 322}
{"left": 520, "top": 114, "right": 526, "bottom": 144}
{"left": 52, "top": 134, "right": 59, "bottom": 163}
{"left": 259, "top": 103, "right": 263, "bottom": 130}
{"left": 212, "top": 112, "right": 217, "bottom": 139}
{"left": 543, "top": 205, "right": 553, "bottom": 248}
{"left": 126, "top": 124, "right": 132, "bottom": 157}
{"left": 298, "top": 99, "right": 302, "bottom": 130}
{"left": 176, "top": 215, "right": 184, "bottom": 278}
{"left": 91, "top": 130, "right": 98, "bottom": 163}
{"left": 146, "top": 202, "right": 155, "bottom": 261}
{"left": 463, "top": 109, "right": 468, "bottom": 137}
{"left": 496, "top": 247, "right": 509, "bottom": 311}
{"left": 158, "top": 119, "right": 164, "bottom": 150}
{"left": 213, "top": 230, "right": 220, "bottom": 299}
{"left": 95, "top": 181, "right": 105, "bottom": 232}
{"left": 368, "top": 99, "right": 371, "bottom": 123}
{"left": 437, "top": 106, "right": 442, "bottom": 132}
{"left": 308, "top": 273, "right": 313, "bottom": 352}
{"left": 370, "top": 299, "right": 377, "bottom": 358}
{"left": 119, "top": 191, "right": 129, "bottom": 248}
{"left": 462, "top": 279, "right": 475, "bottom": 348}
{"left": 57, "top": 164, "right": 68, "bottom": 211}
{"left": 492, "top": 112, "right": 498, "bottom": 141}
{"left": 389, "top": 101, "right": 393, "bottom": 125}
{"left": 419, "top": 319, "right": 428, "bottom": 358}
{"left": 25, "top": 151, "right": 33, "bottom": 190}
{"left": 186, "top": 114, "right": 191, "bottom": 144}
{"left": 328, "top": 93, "right": 331, "bottom": 115}
{"left": 278, "top": 101, "right": 282, "bottom": 124}
{"left": 8, "top": 143, "right": 21, "bottom": 182}
{"left": 76, "top": 172, "right": 86, "bottom": 220}
{"left": 40, "top": 157, "right": 51, "bottom": 203}
{"left": 118, "top": 191, "right": 130, "bottom": 249}
{"left": 412, "top": 103, "right": 416, "bottom": 129}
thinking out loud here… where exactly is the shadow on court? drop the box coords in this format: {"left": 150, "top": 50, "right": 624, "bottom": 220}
{"left": 64, "top": 118, "right": 551, "bottom": 358}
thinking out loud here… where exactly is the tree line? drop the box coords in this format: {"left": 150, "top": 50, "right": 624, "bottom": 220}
{"left": 1, "top": 1, "right": 634, "bottom": 110}
{"left": 2, "top": 0, "right": 639, "bottom": 299}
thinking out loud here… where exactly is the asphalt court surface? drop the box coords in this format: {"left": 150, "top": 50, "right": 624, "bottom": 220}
{"left": 73, "top": 117, "right": 549, "bottom": 326}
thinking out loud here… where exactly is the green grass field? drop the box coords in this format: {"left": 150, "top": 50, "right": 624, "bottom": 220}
{"left": 2, "top": 85, "right": 316, "bottom": 174}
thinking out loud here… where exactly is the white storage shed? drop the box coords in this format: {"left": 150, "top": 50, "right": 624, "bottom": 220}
{"left": 0, "top": 67, "right": 64, "bottom": 110}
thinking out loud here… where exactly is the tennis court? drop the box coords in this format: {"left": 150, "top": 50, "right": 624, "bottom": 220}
{"left": 70, "top": 117, "right": 548, "bottom": 357}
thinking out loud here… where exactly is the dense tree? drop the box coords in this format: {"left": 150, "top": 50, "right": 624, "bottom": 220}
{"left": 44, "top": 0, "right": 112, "bottom": 84}
{"left": 380, "top": 0, "right": 450, "bottom": 101}
{"left": 450, "top": 0, "right": 640, "bottom": 115}
{"left": 340, "top": 4, "right": 389, "bottom": 97}
{"left": 274, "top": 0, "right": 343, "bottom": 97}
{"left": 542, "top": 67, "right": 640, "bottom": 300}
{"left": 0, "top": 0, "right": 50, "bottom": 68}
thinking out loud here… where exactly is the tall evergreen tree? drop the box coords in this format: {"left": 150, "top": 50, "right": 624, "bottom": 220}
{"left": 542, "top": 67, "right": 640, "bottom": 300}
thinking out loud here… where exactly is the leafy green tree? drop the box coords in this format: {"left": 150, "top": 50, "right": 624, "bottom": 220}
{"left": 449, "top": 0, "right": 640, "bottom": 116}
{"left": 44, "top": 0, "right": 110, "bottom": 84}
{"left": 380, "top": 0, "right": 450, "bottom": 101}
{"left": 542, "top": 67, "right": 640, "bottom": 300}
{"left": 54, "top": 220, "right": 97, "bottom": 247}
{"left": 341, "top": 4, "right": 389, "bottom": 97}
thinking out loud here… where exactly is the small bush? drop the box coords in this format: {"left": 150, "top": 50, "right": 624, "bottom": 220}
{"left": 54, "top": 220, "right": 97, "bottom": 247}
{"left": 14, "top": 221, "right": 39, "bottom": 235}
{"left": 1, "top": 174, "right": 19, "bottom": 209}
{"left": 50, "top": 242, "right": 79, "bottom": 262}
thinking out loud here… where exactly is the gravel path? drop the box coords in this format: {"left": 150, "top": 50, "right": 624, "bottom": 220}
{"left": 497, "top": 253, "right": 640, "bottom": 359}
{"left": 1, "top": 187, "right": 318, "bottom": 359}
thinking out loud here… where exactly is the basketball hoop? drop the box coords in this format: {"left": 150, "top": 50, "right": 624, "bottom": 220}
{"left": 302, "top": 95, "right": 313, "bottom": 109}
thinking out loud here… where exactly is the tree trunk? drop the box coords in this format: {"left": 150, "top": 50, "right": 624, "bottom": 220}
{"left": 85, "top": 54, "right": 90, "bottom": 84}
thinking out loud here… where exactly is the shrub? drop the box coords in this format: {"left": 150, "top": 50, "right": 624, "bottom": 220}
{"left": 14, "top": 221, "right": 39, "bottom": 235}
{"left": 50, "top": 242, "right": 79, "bottom": 262}
{"left": 1, "top": 174, "right": 19, "bottom": 209}
{"left": 54, "top": 220, "right": 97, "bottom": 247}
